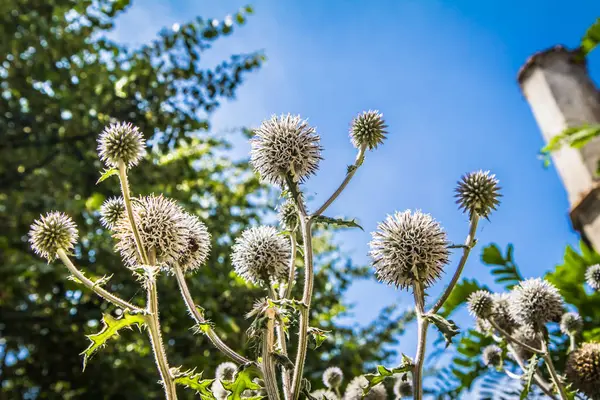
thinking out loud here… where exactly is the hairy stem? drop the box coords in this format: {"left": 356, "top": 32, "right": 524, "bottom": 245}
{"left": 283, "top": 234, "right": 297, "bottom": 300}
{"left": 270, "top": 285, "right": 291, "bottom": 400}
{"left": 145, "top": 260, "right": 177, "bottom": 400}
{"left": 541, "top": 339, "right": 569, "bottom": 400}
{"left": 56, "top": 249, "right": 143, "bottom": 313}
{"left": 568, "top": 334, "right": 577, "bottom": 353}
{"left": 412, "top": 282, "right": 428, "bottom": 400}
{"left": 430, "top": 213, "right": 479, "bottom": 314}
{"left": 313, "top": 144, "right": 366, "bottom": 217}
{"left": 489, "top": 320, "right": 544, "bottom": 354}
{"left": 507, "top": 344, "right": 556, "bottom": 399}
{"left": 173, "top": 265, "right": 249, "bottom": 365}
{"left": 262, "top": 309, "right": 281, "bottom": 400}
{"left": 118, "top": 160, "right": 149, "bottom": 265}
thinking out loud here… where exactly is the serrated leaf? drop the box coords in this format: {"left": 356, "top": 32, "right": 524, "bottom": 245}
{"left": 173, "top": 368, "right": 216, "bottom": 399}
{"left": 96, "top": 168, "right": 119, "bottom": 184}
{"left": 362, "top": 355, "right": 414, "bottom": 395}
{"left": 222, "top": 364, "right": 264, "bottom": 400}
{"left": 312, "top": 215, "right": 363, "bottom": 231}
{"left": 581, "top": 17, "right": 600, "bottom": 57}
{"left": 519, "top": 354, "right": 538, "bottom": 400}
{"left": 193, "top": 321, "right": 215, "bottom": 335}
{"left": 81, "top": 311, "right": 147, "bottom": 370}
{"left": 307, "top": 327, "right": 330, "bottom": 349}
{"left": 426, "top": 314, "right": 460, "bottom": 348}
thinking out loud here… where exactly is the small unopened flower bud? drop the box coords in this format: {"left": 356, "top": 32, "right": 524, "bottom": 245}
{"left": 369, "top": 210, "right": 449, "bottom": 290}
{"left": 565, "top": 342, "right": 600, "bottom": 399}
{"left": 250, "top": 114, "right": 322, "bottom": 187}
{"left": 311, "top": 389, "right": 338, "bottom": 400}
{"left": 177, "top": 212, "right": 211, "bottom": 273}
{"left": 100, "top": 197, "right": 125, "bottom": 229}
{"left": 277, "top": 199, "right": 299, "bottom": 231}
{"left": 231, "top": 226, "right": 291, "bottom": 286}
{"left": 509, "top": 278, "right": 564, "bottom": 330}
{"left": 394, "top": 375, "right": 413, "bottom": 398}
{"left": 349, "top": 110, "right": 388, "bottom": 150}
{"left": 560, "top": 312, "right": 583, "bottom": 336}
{"left": 585, "top": 264, "right": 600, "bottom": 291}
{"left": 344, "top": 376, "right": 387, "bottom": 400}
{"left": 482, "top": 345, "right": 503, "bottom": 368}
{"left": 97, "top": 122, "right": 146, "bottom": 168}
{"left": 467, "top": 290, "right": 494, "bottom": 319}
{"left": 29, "top": 212, "right": 78, "bottom": 260}
{"left": 455, "top": 170, "right": 501, "bottom": 218}
{"left": 322, "top": 366, "right": 343, "bottom": 389}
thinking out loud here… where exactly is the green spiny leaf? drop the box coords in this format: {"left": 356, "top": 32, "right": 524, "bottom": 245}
{"left": 96, "top": 167, "right": 119, "bottom": 184}
{"left": 81, "top": 311, "right": 146, "bottom": 370}
{"left": 173, "top": 367, "right": 216, "bottom": 399}
{"left": 312, "top": 215, "right": 363, "bottom": 231}
{"left": 223, "top": 364, "right": 264, "bottom": 400}
{"left": 426, "top": 313, "right": 460, "bottom": 348}
{"left": 362, "top": 355, "right": 414, "bottom": 395}
{"left": 307, "top": 327, "right": 330, "bottom": 349}
{"left": 519, "top": 354, "right": 538, "bottom": 400}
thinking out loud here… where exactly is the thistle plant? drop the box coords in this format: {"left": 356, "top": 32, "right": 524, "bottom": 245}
{"left": 31, "top": 112, "right": 595, "bottom": 400}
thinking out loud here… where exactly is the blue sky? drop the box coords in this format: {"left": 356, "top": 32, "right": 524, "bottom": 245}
{"left": 110, "top": 0, "right": 599, "bottom": 381}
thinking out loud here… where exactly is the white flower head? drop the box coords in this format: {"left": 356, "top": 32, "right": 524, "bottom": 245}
{"left": 311, "top": 389, "right": 338, "bottom": 400}
{"left": 560, "top": 312, "right": 583, "bottom": 335}
{"left": 177, "top": 212, "right": 211, "bottom": 273}
{"left": 29, "top": 212, "right": 78, "bottom": 260}
{"left": 455, "top": 170, "right": 501, "bottom": 218}
{"left": 97, "top": 121, "right": 146, "bottom": 168}
{"left": 490, "top": 293, "right": 517, "bottom": 334}
{"left": 512, "top": 324, "right": 542, "bottom": 359}
{"left": 369, "top": 210, "right": 449, "bottom": 290}
{"left": 250, "top": 114, "right": 322, "bottom": 187}
{"left": 322, "top": 366, "right": 344, "bottom": 389}
{"left": 100, "top": 197, "right": 125, "bottom": 229}
{"left": 467, "top": 290, "right": 494, "bottom": 319}
{"left": 509, "top": 278, "right": 564, "bottom": 329}
{"left": 393, "top": 375, "right": 412, "bottom": 398}
{"left": 231, "top": 226, "right": 291, "bottom": 286}
{"left": 482, "top": 345, "right": 503, "bottom": 368}
{"left": 343, "top": 375, "right": 387, "bottom": 400}
{"left": 349, "top": 110, "right": 388, "bottom": 150}
{"left": 277, "top": 198, "right": 300, "bottom": 231}
{"left": 585, "top": 264, "right": 600, "bottom": 290}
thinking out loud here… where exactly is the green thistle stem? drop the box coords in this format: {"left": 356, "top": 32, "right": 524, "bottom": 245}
{"left": 489, "top": 320, "right": 544, "bottom": 354}
{"left": 506, "top": 344, "right": 556, "bottom": 399}
{"left": 541, "top": 339, "right": 569, "bottom": 400}
{"left": 283, "top": 234, "right": 297, "bottom": 300}
{"left": 262, "top": 309, "right": 281, "bottom": 400}
{"left": 568, "top": 334, "right": 577, "bottom": 353}
{"left": 173, "top": 265, "right": 250, "bottom": 365}
{"left": 56, "top": 248, "right": 143, "bottom": 313}
{"left": 270, "top": 283, "right": 292, "bottom": 400}
{"left": 412, "top": 281, "right": 428, "bottom": 400}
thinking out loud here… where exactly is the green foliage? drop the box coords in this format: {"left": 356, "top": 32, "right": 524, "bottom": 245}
{"left": 540, "top": 125, "right": 600, "bottom": 169}
{"left": 81, "top": 310, "right": 147, "bottom": 370}
{"left": 481, "top": 243, "right": 523, "bottom": 289}
{"left": 519, "top": 354, "right": 538, "bottom": 400}
{"left": 222, "top": 364, "right": 264, "bottom": 400}
{"left": 580, "top": 17, "right": 600, "bottom": 56}
{"left": 361, "top": 355, "right": 414, "bottom": 396}
{"left": 96, "top": 168, "right": 119, "bottom": 184}
{"left": 312, "top": 215, "right": 364, "bottom": 231}
{"left": 172, "top": 368, "right": 216, "bottom": 399}
{"left": 426, "top": 314, "right": 460, "bottom": 348}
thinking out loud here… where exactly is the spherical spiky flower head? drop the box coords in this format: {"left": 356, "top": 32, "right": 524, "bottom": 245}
{"left": 467, "top": 290, "right": 494, "bottom": 319}
{"left": 475, "top": 318, "right": 493, "bottom": 335}
{"left": 482, "top": 345, "right": 503, "bottom": 368}
{"left": 97, "top": 121, "right": 146, "bottom": 168}
{"left": 509, "top": 278, "right": 564, "bottom": 329}
{"left": 277, "top": 198, "right": 299, "bottom": 231}
{"left": 250, "top": 114, "right": 322, "bottom": 187}
{"left": 100, "top": 197, "right": 125, "bottom": 229}
{"left": 349, "top": 110, "right": 388, "bottom": 150}
{"left": 560, "top": 312, "right": 583, "bottom": 335}
{"left": 565, "top": 342, "right": 600, "bottom": 399}
{"left": 177, "top": 212, "right": 211, "bottom": 273}
{"left": 231, "top": 226, "right": 291, "bottom": 286}
{"left": 455, "top": 170, "right": 501, "bottom": 218}
{"left": 344, "top": 376, "right": 387, "bottom": 400}
{"left": 369, "top": 210, "right": 449, "bottom": 290}
{"left": 29, "top": 212, "right": 78, "bottom": 261}
{"left": 113, "top": 195, "right": 187, "bottom": 268}
{"left": 490, "top": 293, "right": 517, "bottom": 334}
{"left": 513, "top": 324, "right": 542, "bottom": 359}
{"left": 585, "top": 264, "right": 600, "bottom": 291}
{"left": 311, "top": 389, "right": 338, "bottom": 400}
{"left": 323, "top": 366, "right": 343, "bottom": 389}
{"left": 393, "top": 376, "right": 413, "bottom": 398}
{"left": 216, "top": 362, "right": 237, "bottom": 382}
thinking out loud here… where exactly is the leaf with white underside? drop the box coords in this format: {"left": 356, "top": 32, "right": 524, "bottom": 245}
{"left": 81, "top": 311, "right": 146, "bottom": 370}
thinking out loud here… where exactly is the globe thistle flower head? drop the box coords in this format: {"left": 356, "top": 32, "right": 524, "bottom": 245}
{"left": 455, "top": 170, "right": 501, "bottom": 218}
{"left": 393, "top": 376, "right": 412, "bottom": 398}
{"left": 467, "top": 290, "right": 494, "bottom": 319}
{"left": 490, "top": 293, "right": 517, "bottom": 334}
{"left": 99, "top": 197, "right": 125, "bottom": 229}
{"left": 585, "top": 264, "right": 600, "bottom": 291}
{"left": 369, "top": 210, "right": 449, "bottom": 290}
{"left": 565, "top": 342, "right": 600, "bottom": 399}
{"left": 113, "top": 195, "right": 187, "bottom": 268}
{"left": 475, "top": 318, "right": 493, "bottom": 335}
{"left": 482, "top": 345, "right": 503, "bottom": 368}
{"left": 509, "top": 278, "right": 564, "bottom": 329}
{"left": 177, "top": 212, "right": 211, "bottom": 273}
{"left": 349, "top": 110, "right": 388, "bottom": 150}
{"left": 560, "top": 312, "right": 583, "bottom": 335}
{"left": 311, "top": 389, "right": 339, "bottom": 400}
{"left": 513, "top": 324, "right": 542, "bottom": 359}
{"left": 231, "top": 226, "right": 291, "bottom": 286}
{"left": 323, "top": 366, "right": 344, "bottom": 389}
{"left": 216, "top": 362, "right": 237, "bottom": 382}
{"left": 277, "top": 198, "right": 299, "bottom": 231}
{"left": 343, "top": 376, "right": 387, "bottom": 400}
{"left": 97, "top": 121, "right": 146, "bottom": 168}
{"left": 29, "top": 212, "right": 78, "bottom": 261}
{"left": 250, "top": 114, "right": 322, "bottom": 187}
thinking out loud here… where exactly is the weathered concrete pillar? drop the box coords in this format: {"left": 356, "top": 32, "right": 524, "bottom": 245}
{"left": 518, "top": 45, "right": 600, "bottom": 250}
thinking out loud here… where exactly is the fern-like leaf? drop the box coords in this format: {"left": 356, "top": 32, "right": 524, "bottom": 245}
{"left": 481, "top": 244, "right": 523, "bottom": 290}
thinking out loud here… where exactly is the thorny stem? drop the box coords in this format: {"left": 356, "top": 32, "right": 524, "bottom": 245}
{"left": 541, "top": 338, "right": 569, "bottom": 400}
{"left": 145, "top": 250, "right": 177, "bottom": 400}
{"left": 430, "top": 213, "right": 479, "bottom": 314}
{"left": 507, "top": 344, "right": 556, "bottom": 399}
{"left": 118, "top": 160, "right": 149, "bottom": 265}
{"left": 489, "top": 320, "right": 544, "bottom": 354}
{"left": 313, "top": 144, "right": 366, "bottom": 217}
{"left": 270, "top": 285, "right": 292, "bottom": 400}
{"left": 262, "top": 308, "right": 281, "bottom": 400}
{"left": 412, "top": 281, "right": 428, "bottom": 400}
{"left": 56, "top": 249, "right": 143, "bottom": 313}
{"left": 173, "top": 265, "right": 250, "bottom": 365}
{"left": 283, "top": 234, "right": 297, "bottom": 300}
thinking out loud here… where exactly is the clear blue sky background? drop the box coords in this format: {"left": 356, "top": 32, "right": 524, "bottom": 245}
{"left": 110, "top": 0, "right": 599, "bottom": 391}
